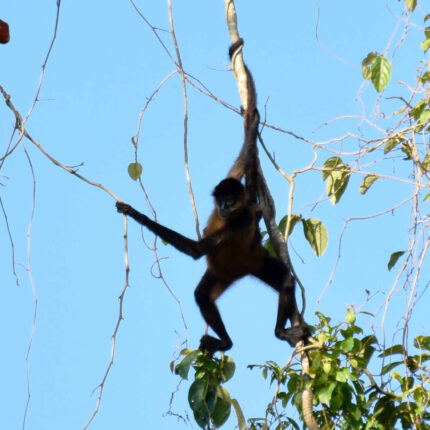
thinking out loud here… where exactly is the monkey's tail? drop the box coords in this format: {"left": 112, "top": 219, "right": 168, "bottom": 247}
{"left": 227, "top": 38, "right": 260, "bottom": 189}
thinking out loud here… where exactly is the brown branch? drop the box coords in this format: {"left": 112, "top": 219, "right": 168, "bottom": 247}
{"left": 167, "top": 0, "right": 201, "bottom": 239}
{"left": 223, "top": 1, "right": 318, "bottom": 429}
{"left": 83, "top": 216, "right": 131, "bottom": 430}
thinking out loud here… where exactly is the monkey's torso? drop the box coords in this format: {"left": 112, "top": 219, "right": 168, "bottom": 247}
{"left": 204, "top": 205, "right": 265, "bottom": 281}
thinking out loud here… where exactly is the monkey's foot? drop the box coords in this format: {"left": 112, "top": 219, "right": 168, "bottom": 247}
{"left": 199, "top": 335, "right": 232, "bottom": 354}
{"left": 275, "top": 325, "right": 311, "bottom": 347}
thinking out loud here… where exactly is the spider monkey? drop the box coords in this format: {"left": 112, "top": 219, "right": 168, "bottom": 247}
{"left": 116, "top": 39, "right": 309, "bottom": 353}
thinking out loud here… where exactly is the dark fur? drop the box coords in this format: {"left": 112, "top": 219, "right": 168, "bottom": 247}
{"left": 116, "top": 40, "right": 308, "bottom": 353}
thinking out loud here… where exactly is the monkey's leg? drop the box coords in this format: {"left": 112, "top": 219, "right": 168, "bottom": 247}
{"left": 254, "top": 254, "right": 309, "bottom": 347}
{"left": 194, "top": 270, "right": 233, "bottom": 353}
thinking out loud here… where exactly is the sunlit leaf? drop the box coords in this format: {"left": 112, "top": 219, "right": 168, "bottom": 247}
{"left": 421, "top": 38, "right": 430, "bottom": 52}
{"left": 405, "top": 0, "right": 417, "bottom": 11}
{"left": 387, "top": 251, "right": 405, "bottom": 271}
{"left": 361, "top": 51, "right": 378, "bottom": 80}
{"left": 322, "top": 156, "right": 344, "bottom": 180}
{"left": 220, "top": 355, "right": 235, "bottom": 382}
{"left": 411, "top": 99, "right": 426, "bottom": 120}
{"left": 384, "top": 136, "right": 403, "bottom": 154}
{"left": 401, "top": 143, "right": 413, "bottom": 160}
{"left": 360, "top": 174, "right": 379, "bottom": 195}
{"left": 346, "top": 309, "right": 356, "bottom": 324}
{"left": 318, "top": 383, "right": 336, "bottom": 404}
{"left": 127, "top": 162, "right": 143, "bottom": 180}
{"left": 381, "top": 361, "right": 402, "bottom": 375}
{"left": 419, "top": 70, "right": 430, "bottom": 84}
{"left": 231, "top": 399, "right": 246, "bottom": 430}
{"left": 322, "top": 157, "right": 350, "bottom": 205}
{"left": 379, "top": 344, "right": 406, "bottom": 357}
{"left": 341, "top": 338, "right": 354, "bottom": 353}
{"left": 302, "top": 218, "right": 328, "bottom": 257}
{"left": 414, "top": 335, "right": 430, "bottom": 350}
{"left": 278, "top": 214, "right": 302, "bottom": 236}
{"left": 419, "top": 110, "right": 430, "bottom": 124}
{"left": 175, "top": 349, "right": 199, "bottom": 380}
{"left": 370, "top": 56, "right": 391, "bottom": 92}
{"left": 424, "top": 193, "right": 430, "bottom": 202}
{"left": 422, "top": 152, "right": 430, "bottom": 172}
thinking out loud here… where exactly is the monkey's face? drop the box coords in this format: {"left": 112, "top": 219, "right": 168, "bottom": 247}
{"left": 213, "top": 178, "right": 246, "bottom": 219}
{"left": 215, "top": 194, "right": 243, "bottom": 218}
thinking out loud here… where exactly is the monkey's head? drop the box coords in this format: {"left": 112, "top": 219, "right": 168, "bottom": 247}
{"left": 213, "top": 178, "right": 245, "bottom": 218}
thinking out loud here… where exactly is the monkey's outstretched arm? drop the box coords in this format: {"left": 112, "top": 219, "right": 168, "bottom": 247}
{"left": 116, "top": 202, "right": 227, "bottom": 259}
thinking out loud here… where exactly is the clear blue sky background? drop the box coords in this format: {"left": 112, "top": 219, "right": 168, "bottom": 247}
{"left": 1, "top": 1, "right": 428, "bottom": 429}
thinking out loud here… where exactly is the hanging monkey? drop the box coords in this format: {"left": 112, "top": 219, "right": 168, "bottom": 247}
{"left": 116, "top": 39, "right": 309, "bottom": 353}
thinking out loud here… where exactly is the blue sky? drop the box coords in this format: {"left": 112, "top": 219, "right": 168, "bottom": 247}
{"left": 1, "top": 1, "right": 428, "bottom": 429}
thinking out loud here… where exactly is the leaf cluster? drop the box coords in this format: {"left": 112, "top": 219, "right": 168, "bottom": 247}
{"left": 248, "top": 312, "right": 430, "bottom": 429}
{"left": 173, "top": 349, "right": 245, "bottom": 429}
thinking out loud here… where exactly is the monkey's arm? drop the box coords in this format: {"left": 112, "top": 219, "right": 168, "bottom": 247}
{"left": 116, "top": 202, "right": 226, "bottom": 259}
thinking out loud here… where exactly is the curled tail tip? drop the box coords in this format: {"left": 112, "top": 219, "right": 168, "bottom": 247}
{"left": 229, "top": 38, "right": 244, "bottom": 60}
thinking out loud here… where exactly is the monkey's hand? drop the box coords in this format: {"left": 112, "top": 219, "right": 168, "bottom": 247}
{"left": 116, "top": 201, "right": 133, "bottom": 215}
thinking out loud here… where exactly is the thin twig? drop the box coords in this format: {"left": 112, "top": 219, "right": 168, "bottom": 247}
{"left": 83, "top": 216, "right": 130, "bottom": 429}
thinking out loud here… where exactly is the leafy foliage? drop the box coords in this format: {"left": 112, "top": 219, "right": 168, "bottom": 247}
{"left": 263, "top": 214, "right": 328, "bottom": 258}
{"left": 361, "top": 53, "right": 392, "bottom": 92}
{"left": 174, "top": 349, "right": 245, "bottom": 429}
{"left": 247, "top": 312, "right": 430, "bottom": 429}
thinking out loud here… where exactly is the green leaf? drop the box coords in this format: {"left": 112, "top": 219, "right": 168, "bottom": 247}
{"left": 422, "top": 152, "right": 430, "bottom": 172}
{"left": 381, "top": 361, "right": 402, "bottom": 375}
{"left": 379, "top": 344, "right": 406, "bottom": 357}
{"left": 401, "top": 143, "right": 413, "bottom": 160}
{"left": 175, "top": 349, "right": 199, "bottom": 380}
{"left": 360, "top": 174, "right": 379, "bottom": 195}
{"left": 127, "top": 162, "right": 143, "bottom": 181}
{"left": 346, "top": 309, "right": 356, "bottom": 324}
{"left": 322, "top": 157, "right": 350, "bottom": 205}
{"left": 419, "top": 70, "right": 430, "bottom": 84}
{"left": 212, "top": 386, "right": 231, "bottom": 427}
{"left": 231, "top": 399, "right": 246, "bottom": 430}
{"left": 424, "top": 193, "right": 430, "bottom": 202}
{"left": 322, "top": 156, "right": 344, "bottom": 180}
{"left": 405, "top": 0, "right": 417, "bottom": 11}
{"left": 341, "top": 337, "right": 355, "bottom": 353}
{"left": 384, "top": 136, "right": 404, "bottom": 154}
{"left": 411, "top": 99, "right": 426, "bottom": 120}
{"left": 387, "top": 251, "right": 405, "bottom": 271}
{"left": 414, "top": 335, "right": 430, "bottom": 350}
{"left": 362, "top": 51, "right": 378, "bottom": 80}
{"left": 263, "top": 238, "right": 276, "bottom": 257}
{"left": 419, "top": 110, "right": 430, "bottom": 125}
{"left": 318, "top": 382, "right": 336, "bottom": 404}
{"left": 302, "top": 218, "right": 328, "bottom": 257}
{"left": 220, "top": 355, "right": 235, "bottom": 382}
{"left": 421, "top": 38, "right": 430, "bottom": 53}
{"left": 278, "top": 214, "right": 302, "bottom": 236}
{"left": 370, "top": 56, "right": 391, "bottom": 92}
{"left": 188, "top": 379, "right": 209, "bottom": 429}
{"left": 323, "top": 361, "right": 331, "bottom": 374}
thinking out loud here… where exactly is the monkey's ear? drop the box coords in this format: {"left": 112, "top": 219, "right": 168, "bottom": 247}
{"left": 0, "top": 19, "right": 10, "bottom": 44}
